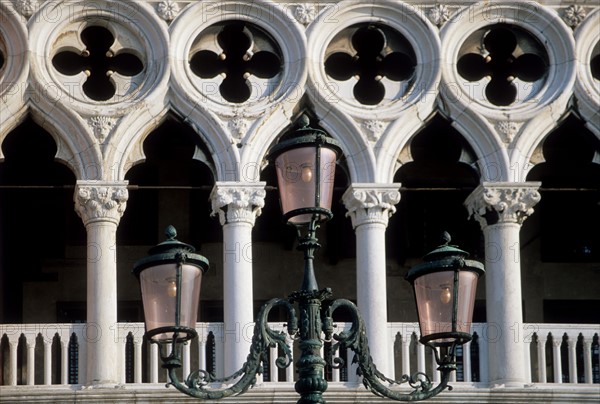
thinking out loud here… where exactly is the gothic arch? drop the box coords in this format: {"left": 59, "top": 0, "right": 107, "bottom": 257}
{"left": 115, "top": 108, "right": 220, "bottom": 182}
{"left": 0, "top": 1, "right": 29, "bottom": 159}
{"left": 25, "top": 104, "right": 100, "bottom": 180}
{"left": 574, "top": 8, "right": 600, "bottom": 136}
{"left": 306, "top": 0, "right": 442, "bottom": 183}
{"left": 168, "top": 1, "right": 308, "bottom": 182}
{"left": 440, "top": 1, "right": 577, "bottom": 181}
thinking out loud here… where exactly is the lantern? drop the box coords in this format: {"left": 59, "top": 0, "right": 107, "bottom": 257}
{"left": 133, "top": 225, "right": 209, "bottom": 343}
{"left": 406, "top": 232, "right": 484, "bottom": 347}
{"left": 268, "top": 115, "right": 342, "bottom": 225}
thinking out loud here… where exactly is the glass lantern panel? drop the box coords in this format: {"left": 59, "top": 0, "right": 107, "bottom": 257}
{"left": 140, "top": 263, "right": 203, "bottom": 341}
{"left": 456, "top": 270, "right": 479, "bottom": 333}
{"left": 413, "top": 271, "right": 455, "bottom": 340}
{"left": 275, "top": 147, "right": 336, "bottom": 223}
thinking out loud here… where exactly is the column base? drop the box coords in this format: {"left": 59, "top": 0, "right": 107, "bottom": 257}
{"left": 489, "top": 381, "right": 527, "bottom": 389}
{"left": 84, "top": 381, "right": 123, "bottom": 389}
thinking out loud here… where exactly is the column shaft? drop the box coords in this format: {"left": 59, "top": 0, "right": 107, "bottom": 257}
{"left": 75, "top": 182, "right": 128, "bottom": 387}
{"left": 342, "top": 184, "right": 400, "bottom": 376}
{"left": 483, "top": 222, "right": 526, "bottom": 386}
{"left": 465, "top": 182, "right": 541, "bottom": 387}
{"left": 211, "top": 182, "right": 265, "bottom": 376}
{"left": 85, "top": 221, "right": 119, "bottom": 385}
{"left": 355, "top": 222, "right": 390, "bottom": 374}
{"left": 223, "top": 221, "right": 254, "bottom": 375}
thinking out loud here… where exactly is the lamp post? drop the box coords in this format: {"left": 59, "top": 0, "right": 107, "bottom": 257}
{"left": 133, "top": 116, "right": 484, "bottom": 403}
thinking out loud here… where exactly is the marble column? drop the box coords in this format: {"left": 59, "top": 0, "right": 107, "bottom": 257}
{"left": 342, "top": 184, "right": 401, "bottom": 376}
{"left": 465, "top": 182, "right": 541, "bottom": 387}
{"left": 211, "top": 182, "right": 266, "bottom": 376}
{"left": 74, "top": 181, "right": 128, "bottom": 386}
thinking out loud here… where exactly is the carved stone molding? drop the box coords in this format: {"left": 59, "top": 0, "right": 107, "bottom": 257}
{"left": 227, "top": 110, "right": 250, "bottom": 141}
{"left": 14, "top": 0, "right": 38, "bottom": 17}
{"left": 361, "top": 120, "right": 387, "bottom": 144}
{"left": 211, "top": 182, "right": 266, "bottom": 225}
{"left": 342, "top": 184, "right": 401, "bottom": 228}
{"left": 294, "top": 4, "right": 317, "bottom": 26}
{"left": 562, "top": 5, "right": 587, "bottom": 28}
{"left": 494, "top": 120, "right": 523, "bottom": 144}
{"left": 74, "top": 182, "right": 129, "bottom": 226}
{"left": 464, "top": 182, "right": 541, "bottom": 228}
{"left": 427, "top": 4, "right": 451, "bottom": 27}
{"left": 157, "top": 0, "right": 180, "bottom": 22}
{"left": 88, "top": 116, "right": 117, "bottom": 143}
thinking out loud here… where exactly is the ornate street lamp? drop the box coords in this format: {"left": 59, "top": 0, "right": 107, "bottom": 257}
{"left": 133, "top": 115, "right": 484, "bottom": 403}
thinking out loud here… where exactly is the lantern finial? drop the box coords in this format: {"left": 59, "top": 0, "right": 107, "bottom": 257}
{"left": 441, "top": 231, "right": 451, "bottom": 245}
{"left": 298, "top": 114, "right": 310, "bottom": 129}
{"left": 165, "top": 225, "right": 177, "bottom": 240}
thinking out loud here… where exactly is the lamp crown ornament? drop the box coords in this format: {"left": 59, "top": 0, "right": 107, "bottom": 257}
{"left": 133, "top": 119, "right": 484, "bottom": 403}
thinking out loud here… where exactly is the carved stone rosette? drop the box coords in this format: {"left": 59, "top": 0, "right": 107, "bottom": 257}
{"left": 74, "top": 182, "right": 129, "bottom": 226}
{"left": 464, "top": 182, "right": 541, "bottom": 228}
{"left": 342, "top": 184, "right": 401, "bottom": 228}
{"left": 210, "top": 182, "right": 266, "bottom": 225}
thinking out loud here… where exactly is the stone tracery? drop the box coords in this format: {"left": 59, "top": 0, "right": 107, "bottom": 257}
{"left": 52, "top": 26, "right": 144, "bottom": 101}
{"left": 189, "top": 22, "right": 282, "bottom": 104}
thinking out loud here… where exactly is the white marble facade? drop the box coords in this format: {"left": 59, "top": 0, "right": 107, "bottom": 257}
{"left": 0, "top": 0, "right": 599, "bottom": 402}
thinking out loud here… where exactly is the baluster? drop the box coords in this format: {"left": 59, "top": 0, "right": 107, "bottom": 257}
{"left": 583, "top": 339, "right": 593, "bottom": 384}
{"left": 401, "top": 334, "right": 410, "bottom": 378}
{"left": 552, "top": 336, "right": 562, "bottom": 383}
{"left": 214, "top": 331, "right": 224, "bottom": 379}
{"left": 60, "top": 340, "right": 68, "bottom": 384}
{"left": 567, "top": 337, "right": 577, "bottom": 383}
{"left": 26, "top": 338, "right": 35, "bottom": 385}
{"left": 523, "top": 338, "right": 532, "bottom": 383}
{"left": 536, "top": 334, "right": 547, "bottom": 383}
{"left": 269, "top": 345, "right": 278, "bottom": 382}
{"left": 417, "top": 342, "right": 426, "bottom": 375}
{"left": 198, "top": 335, "right": 206, "bottom": 371}
{"left": 134, "top": 338, "right": 142, "bottom": 384}
{"left": 478, "top": 333, "right": 489, "bottom": 383}
{"left": 9, "top": 339, "right": 18, "bottom": 386}
{"left": 285, "top": 338, "right": 294, "bottom": 382}
{"left": 120, "top": 334, "right": 127, "bottom": 385}
{"left": 449, "top": 346, "right": 457, "bottom": 383}
{"left": 150, "top": 343, "right": 158, "bottom": 383}
{"left": 431, "top": 347, "right": 440, "bottom": 383}
{"left": 183, "top": 342, "right": 191, "bottom": 379}
{"left": 44, "top": 340, "right": 52, "bottom": 385}
{"left": 348, "top": 348, "right": 359, "bottom": 383}
{"left": 331, "top": 344, "right": 340, "bottom": 382}
{"left": 463, "top": 341, "right": 472, "bottom": 382}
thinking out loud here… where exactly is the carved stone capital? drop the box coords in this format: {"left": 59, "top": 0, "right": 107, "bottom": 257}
{"left": 464, "top": 182, "right": 541, "bottom": 228}
{"left": 342, "top": 184, "right": 401, "bottom": 228}
{"left": 210, "top": 182, "right": 266, "bottom": 225}
{"left": 74, "top": 182, "right": 129, "bottom": 226}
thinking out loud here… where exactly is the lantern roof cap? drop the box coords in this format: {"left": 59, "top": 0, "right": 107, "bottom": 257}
{"left": 267, "top": 114, "right": 342, "bottom": 161}
{"left": 422, "top": 231, "right": 469, "bottom": 262}
{"left": 405, "top": 232, "right": 484, "bottom": 282}
{"left": 132, "top": 225, "right": 209, "bottom": 276}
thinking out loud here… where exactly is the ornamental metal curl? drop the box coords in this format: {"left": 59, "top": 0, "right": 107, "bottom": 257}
{"left": 160, "top": 297, "right": 297, "bottom": 400}
{"left": 324, "top": 298, "right": 456, "bottom": 401}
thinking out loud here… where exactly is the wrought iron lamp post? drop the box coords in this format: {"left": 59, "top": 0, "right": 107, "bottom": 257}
{"left": 133, "top": 116, "right": 484, "bottom": 403}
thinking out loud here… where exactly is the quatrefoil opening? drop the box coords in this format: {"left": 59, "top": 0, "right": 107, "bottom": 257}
{"left": 591, "top": 42, "right": 600, "bottom": 81}
{"left": 457, "top": 24, "right": 548, "bottom": 107}
{"left": 189, "top": 21, "right": 282, "bottom": 104}
{"left": 52, "top": 26, "right": 144, "bottom": 101}
{"left": 324, "top": 24, "right": 416, "bottom": 106}
{"left": 0, "top": 37, "right": 5, "bottom": 73}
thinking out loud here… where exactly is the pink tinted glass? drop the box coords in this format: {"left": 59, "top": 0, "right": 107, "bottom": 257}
{"left": 140, "top": 263, "right": 203, "bottom": 341}
{"left": 413, "top": 270, "right": 479, "bottom": 344}
{"left": 275, "top": 146, "right": 336, "bottom": 224}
